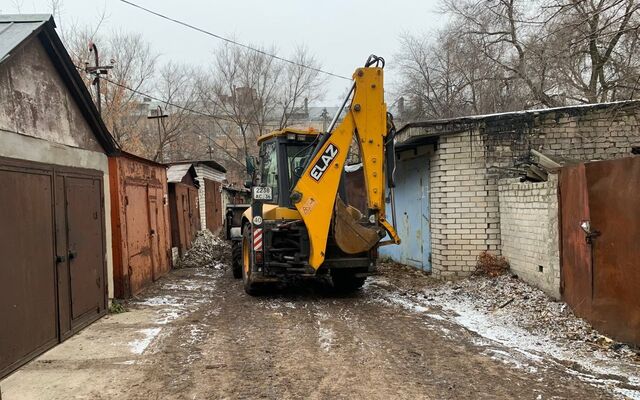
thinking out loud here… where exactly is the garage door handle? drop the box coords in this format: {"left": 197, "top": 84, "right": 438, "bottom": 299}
{"left": 68, "top": 250, "right": 77, "bottom": 261}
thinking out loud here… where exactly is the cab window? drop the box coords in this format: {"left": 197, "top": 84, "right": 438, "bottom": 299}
{"left": 260, "top": 141, "right": 279, "bottom": 203}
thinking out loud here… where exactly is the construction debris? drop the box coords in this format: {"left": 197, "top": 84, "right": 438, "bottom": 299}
{"left": 476, "top": 250, "right": 510, "bottom": 277}
{"left": 176, "top": 230, "right": 230, "bottom": 269}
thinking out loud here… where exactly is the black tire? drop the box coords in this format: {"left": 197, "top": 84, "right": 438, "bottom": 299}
{"left": 331, "top": 270, "right": 366, "bottom": 292}
{"left": 242, "top": 227, "right": 260, "bottom": 296}
{"left": 231, "top": 240, "right": 242, "bottom": 279}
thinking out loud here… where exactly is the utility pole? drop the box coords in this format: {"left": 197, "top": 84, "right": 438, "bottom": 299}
{"left": 148, "top": 105, "right": 168, "bottom": 162}
{"left": 85, "top": 42, "right": 113, "bottom": 115}
{"left": 320, "top": 107, "right": 329, "bottom": 132}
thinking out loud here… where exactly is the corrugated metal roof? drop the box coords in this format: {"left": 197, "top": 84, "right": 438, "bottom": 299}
{"left": 167, "top": 164, "right": 194, "bottom": 183}
{"left": 0, "top": 14, "right": 52, "bottom": 64}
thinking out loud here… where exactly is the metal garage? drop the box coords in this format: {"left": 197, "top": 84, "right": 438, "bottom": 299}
{"left": 0, "top": 14, "right": 117, "bottom": 377}
{"left": 109, "top": 151, "right": 172, "bottom": 298}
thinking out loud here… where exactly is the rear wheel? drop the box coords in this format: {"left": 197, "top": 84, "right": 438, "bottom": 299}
{"left": 242, "top": 227, "right": 260, "bottom": 295}
{"left": 331, "top": 270, "right": 366, "bottom": 292}
{"left": 231, "top": 240, "right": 242, "bottom": 279}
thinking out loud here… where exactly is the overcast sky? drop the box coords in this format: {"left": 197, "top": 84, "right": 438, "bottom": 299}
{"left": 4, "top": 0, "right": 444, "bottom": 106}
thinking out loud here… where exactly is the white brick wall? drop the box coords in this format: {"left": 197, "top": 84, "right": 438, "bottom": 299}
{"left": 429, "top": 131, "right": 500, "bottom": 277}
{"left": 194, "top": 165, "right": 225, "bottom": 230}
{"left": 498, "top": 176, "right": 560, "bottom": 298}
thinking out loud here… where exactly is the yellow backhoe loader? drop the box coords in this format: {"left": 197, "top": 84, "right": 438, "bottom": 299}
{"left": 225, "top": 55, "right": 400, "bottom": 295}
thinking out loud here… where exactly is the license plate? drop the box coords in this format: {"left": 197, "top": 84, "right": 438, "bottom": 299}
{"left": 252, "top": 186, "right": 273, "bottom": 201}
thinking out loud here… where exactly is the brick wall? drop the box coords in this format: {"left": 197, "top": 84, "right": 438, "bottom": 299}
{"left": 429, "top": 131, "right": 500, "bottom": 277}
{"left": 498, "top": 176, "right": 560, "bottom": 298}
{"left": 413, "top": 102, "right": 640, "bottom": 280}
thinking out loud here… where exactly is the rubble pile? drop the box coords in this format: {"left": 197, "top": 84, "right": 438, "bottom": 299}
{"left": 176, "top": 230, "right": 230, "bottom": 269}
{"left": 475, "top": 250, "right": 509, "bottom": 277}
{"left": 431, "top": 275, "right": 640, "bottom": 361}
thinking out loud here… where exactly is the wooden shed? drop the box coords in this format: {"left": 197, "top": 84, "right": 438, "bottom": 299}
{"left": 109, "top": 151, "right": 172, "bottom": 298}
{"left": 0, "top": 14, "right": 117, "bottom": 378}
{"left": 167, "top": 164, "right": 201, "bottom": 257}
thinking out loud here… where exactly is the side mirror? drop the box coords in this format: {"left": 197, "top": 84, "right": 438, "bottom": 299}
{"left": 246, "top": 156, "right": 257, "bottom": 177}
{"left": 244, "top": 180, "right": 252, "bottom": 189}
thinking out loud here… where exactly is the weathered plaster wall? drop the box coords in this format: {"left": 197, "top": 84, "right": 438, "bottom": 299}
{"left": 0, "top": 39, "right": 101, "bottom": 152}
{"left": 499, "top": 176, "right": 560, "bottom": 298}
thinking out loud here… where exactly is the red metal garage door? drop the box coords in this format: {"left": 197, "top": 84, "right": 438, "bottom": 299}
{"left": 0, "top": 158, "right": 107, "bottom": 378}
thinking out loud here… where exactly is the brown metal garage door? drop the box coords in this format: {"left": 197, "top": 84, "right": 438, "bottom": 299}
{"left": 0, "top": 158, "right": 107, "bottom": 378}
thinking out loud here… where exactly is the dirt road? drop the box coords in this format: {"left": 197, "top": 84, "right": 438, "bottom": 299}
{"left": 2, "top": 265, "right": 637, "bottom": 399}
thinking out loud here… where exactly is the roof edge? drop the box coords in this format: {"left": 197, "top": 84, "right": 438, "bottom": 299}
{"left": 397, "top": 100, "right": 640, "bottom": 134}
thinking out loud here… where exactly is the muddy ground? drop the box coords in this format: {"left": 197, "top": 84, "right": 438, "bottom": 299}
{"left": 2, "top": 264, "right": 638, "bottom": 399}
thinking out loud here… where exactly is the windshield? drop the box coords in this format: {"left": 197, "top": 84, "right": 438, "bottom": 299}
{"left": 287, "top": 143, "right": 314, "bottom": 190}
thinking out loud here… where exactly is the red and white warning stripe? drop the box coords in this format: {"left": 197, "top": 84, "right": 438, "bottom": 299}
{"left": 253, "top": 228, "right": 263, "bottom": 251}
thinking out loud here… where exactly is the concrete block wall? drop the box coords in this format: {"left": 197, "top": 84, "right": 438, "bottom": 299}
{"left": 429, "top": 131, "right": 500, "bottom": 277}
{"left": 498, "top": 175, "right": 560, "bottom": 298}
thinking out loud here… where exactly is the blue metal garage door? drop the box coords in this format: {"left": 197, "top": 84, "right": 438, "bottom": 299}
{"left": 380, "top": 156, "right": 431, "bottom": 271}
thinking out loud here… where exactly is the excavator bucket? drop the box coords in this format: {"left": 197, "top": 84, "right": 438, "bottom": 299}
{"left": 333, "top": 197, "right": 381, "bottom": 254}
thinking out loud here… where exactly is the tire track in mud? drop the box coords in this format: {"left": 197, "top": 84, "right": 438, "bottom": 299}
{"left": 129, "top": 268, "right": 612, "bottom": 400}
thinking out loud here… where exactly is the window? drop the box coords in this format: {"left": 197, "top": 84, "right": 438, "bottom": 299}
{"left": 260, "top": 141, "right": 279, "bottom": 203}
{"left": 287, "top": 144, "right": 314, "bottom": 190}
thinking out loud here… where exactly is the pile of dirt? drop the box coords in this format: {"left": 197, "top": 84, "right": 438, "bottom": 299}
{"left": 176, "top": 230, "right": 230, "bottom": 269}
{"left": 475, "top": 250, "right": 509, "bottom": 277}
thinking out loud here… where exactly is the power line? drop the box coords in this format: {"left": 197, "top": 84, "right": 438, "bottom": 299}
{"left": 101, "top": 75, "right": 282, "bottom": 129}
{"left": 119, "top": 0, "right": 352, "bottom": 81}
{"left": 72, "top": 63, "right": 283, "bottom": 128}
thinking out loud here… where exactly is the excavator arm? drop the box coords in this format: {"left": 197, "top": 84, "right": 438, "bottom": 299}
{"left": 291, "top": 56, "right": 400, "bottom": 270}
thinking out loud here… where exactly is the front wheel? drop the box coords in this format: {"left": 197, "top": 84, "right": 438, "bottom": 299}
{"left": 331, "top": 270, "right": 366, "bottom": 292}
{"left": 242, "top": 227, "right": 260, "bottom": 295}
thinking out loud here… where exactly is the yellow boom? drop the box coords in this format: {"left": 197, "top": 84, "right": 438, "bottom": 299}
{"left": 291, "top": 64, "right": 400, "bottom": 269}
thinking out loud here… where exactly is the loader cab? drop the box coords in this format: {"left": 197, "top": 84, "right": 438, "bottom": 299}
{"left": 256, "top": 129, "right": 321, "bottom": 209}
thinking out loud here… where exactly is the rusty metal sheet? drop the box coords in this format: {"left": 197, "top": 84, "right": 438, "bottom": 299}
{"left": 561, "top": 157, "right": 640, "bottom": 345}
{"left": 585, "top": 157, "right": 640, "bottom": 345}
{"left": 560, "top": 164, "right": 592, "bottom": 318}
{"left": 0, "top": 166, "right": 58, "bottom": 378}
{"left": 125, "top": 183, "right": 153, "bottom": 296}
{"left": 345, "top": 166, "right": 367, "bottom": 214}
{"left": 110, "top": 155, "right": 172, "bottom": 298}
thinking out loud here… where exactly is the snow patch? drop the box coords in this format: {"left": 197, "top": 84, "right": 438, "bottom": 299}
{"left": 129, "top": 328, "right": 161, "bottom": 355}
{"left": 318, "top": 324, "right": 335, "bottom": 352}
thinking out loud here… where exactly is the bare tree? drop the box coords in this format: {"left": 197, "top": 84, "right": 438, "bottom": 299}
{"left": 395, "top": 27, "right": 529, "bottom": 119}
{"left": 142, "top": 62, "right": 199, "bottom": 162}
{"left": 277, "top": 45, "right": 327, "bottom": 128}
{"left": 442, "top": 0, "right": 640, "bottom": 106}
{"left": 63, "top": 25, "right": 158, "bottom": 151}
